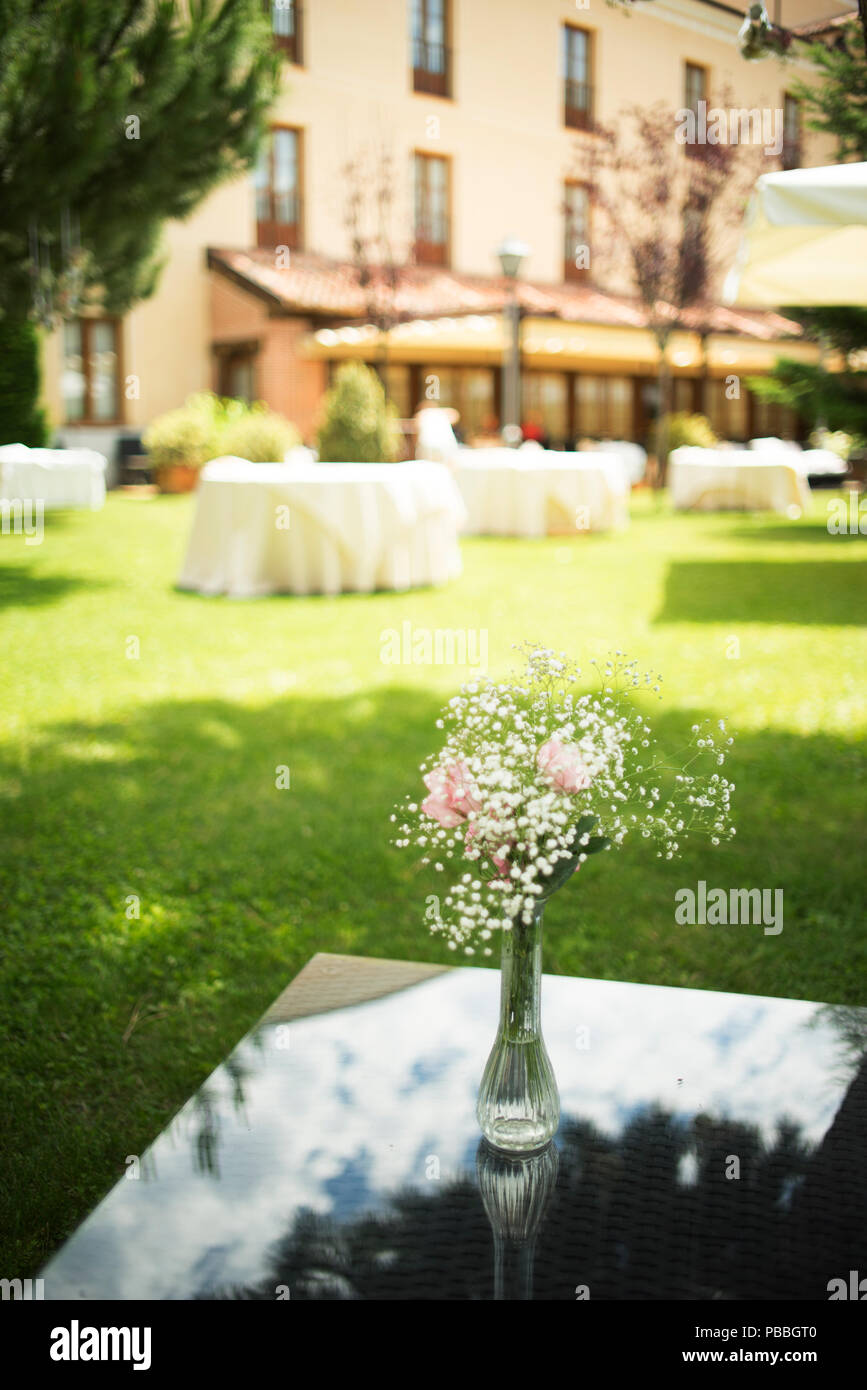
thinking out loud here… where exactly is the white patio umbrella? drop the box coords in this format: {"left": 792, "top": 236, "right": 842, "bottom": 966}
{"left": 724, "top": 161, "right": 867, "bottom": 308}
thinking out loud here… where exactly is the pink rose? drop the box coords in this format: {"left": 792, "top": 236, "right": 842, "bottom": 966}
{"left": 421, "top": 760, "right": 481, "bottom": 828}
{"left": 537, "top": 737, "right": 592, "bottom": 793}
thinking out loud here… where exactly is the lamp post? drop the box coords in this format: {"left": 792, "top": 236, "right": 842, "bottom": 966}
{"left": 497, "top": 238, "right": 530, "bottom": 446}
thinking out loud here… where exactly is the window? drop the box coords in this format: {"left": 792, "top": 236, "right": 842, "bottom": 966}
{"left": 375, "top": 364, "right": 412, "bottom": 418}
{"left": 522, "top": 373, "right": 569, "bottom": 446}
{"left": 414, "top": 152, "right": 449, "bottom": 265}
{"left": 419, "top": 367, "right": 495, "bottom": 438}
{"left": 218, "top": 346, "right": 258, "bottom": 403}
{"left": 607, "top": 377, "right": 632, "bottom": 438}
{"left": 563, "top": 27, "right": 593, "bottom": 130}
{"left": 685, "top": 62, "right": 707, "bottom": 115}
{"left": 564, "top": 182, "right": 591, "bottom": 282}
{"left": 681, "top": 203, "right": 709, "bottom": 297}
{"left": 574, "top": 375, "right": 634, "bottom": 440}
{"left": 707, "top": 378, "right": 749, "bottom": 441}
{"left": 751, "top": 390, "right": 800, "bottom": 440}
{"left": 255, "top": 128, "right": 302, "bottom": 249}
{"left": 411, "top": 0, "right": 450, "bottom": 97}
{"left": 62, "top": 319, "right": 121, "bottom": 424}
{"left": 684, "top": 63, "right": 707, "bottom": 159}
{"left": 268, "top": 1, "right": 302, "bottom": 64}
{"left": 783, "top": 94, "right": 801, "bottom": 170}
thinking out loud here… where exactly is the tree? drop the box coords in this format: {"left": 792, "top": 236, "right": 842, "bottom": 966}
{"left": 341, "top": 141, "right": 412, "bottom": 404}
{"left": 748, "top": 22, "right": 867, "bottom": 442}
{"left": 792, "top": 20, "right": 867, "bottom": 163}
{"left": 571, "top": 103, "right": 757, "bottom": 484}
{"left": 0, "top": 0, "right": 280, "bottom": 419}
{"left": 0, "top": 318, "right": 48, "bottom": 446}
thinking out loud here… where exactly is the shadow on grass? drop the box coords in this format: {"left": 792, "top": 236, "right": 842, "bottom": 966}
{"left": 0, "top": 563, "right": 113, "bottom": 611}
{"left": 1, "top": 688, "right": 865, "bottom": 1277}
{"left": 727, "top": 519, "right": 861, "bottom": 545}
{"left": 655, "top": 559, "right": 867, "bottom": 626}
{"left": 1, "top": 689, "right": 864, "bottom": 1002}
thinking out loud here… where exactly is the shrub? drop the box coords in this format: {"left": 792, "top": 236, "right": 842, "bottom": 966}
{"left": 316, "top": 362, "right": 398, "bottom": 463}
{"left": 142, "top": 394, "right": 223, "bottom": 470}
{"left": 657, "top": 412, "right": 719, "bottom": 453}
{"left": 143, "top": 394, "right": 300, "bottom": 469}
{"left": 221, "top": 405, "right": 299, "bottom": 462}
{"left": 809, "top": 427, "right": 857, "bottom": 461}
{"left": 0, "top": 317, "right": 49, "bottom": 446}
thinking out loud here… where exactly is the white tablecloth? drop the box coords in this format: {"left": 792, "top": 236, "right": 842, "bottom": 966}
{"left": 749, "top": 441, "right": 846, "bottom": 477}
{"left": 453, "top": 448, "right": 629, "bottom": 536}
{"left": 594, "top": 439, "right": 648, "bottom": 485}
{"left": 177, "top": 457, "right": 467, "bottom": 597}
{"left": 669, "top": 447, "right": 812, "bottom": 515}
{"left": 0, "top": 444, "right": 106, "bottom": 510}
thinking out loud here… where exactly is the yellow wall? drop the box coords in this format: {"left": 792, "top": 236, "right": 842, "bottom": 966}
{"left": 269, "top": 0, "right": 838, "bottom": 283}
{"left": 41, "top": 0, "right": 844, "bottom": 436}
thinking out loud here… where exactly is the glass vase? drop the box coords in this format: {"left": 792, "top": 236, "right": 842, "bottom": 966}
{"left": 476, "top": 1139, "right": 559, "bottom": 1299}
{"left": 476, "top": 902, "right": 560, "bottom": 1152}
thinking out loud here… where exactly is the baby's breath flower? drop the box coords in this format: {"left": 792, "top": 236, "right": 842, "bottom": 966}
{"left": 391, "top": 644, "right": 736, "bottom": 947}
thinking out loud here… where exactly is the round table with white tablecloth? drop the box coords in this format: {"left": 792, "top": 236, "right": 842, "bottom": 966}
{"left": 176, "top": 457, "right": 467, "bottom": 597}
{"left": 452, "top": 448, "right": 629, "bottom": 536}
{"left": 0, "top": 444, "right": 107, "bottom": 510}
{"left": 668, "top": 447, "right": 812, "bottom": 515}
{"left": 594, "top": 439, "right": 647, "bottom": 485}
{"left": 748, "top": 440, "right": 847, "bottom": 478}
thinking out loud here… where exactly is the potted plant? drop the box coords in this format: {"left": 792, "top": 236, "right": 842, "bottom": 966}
{"left": 143, "top": 393, "right": 223, "bottom": 493}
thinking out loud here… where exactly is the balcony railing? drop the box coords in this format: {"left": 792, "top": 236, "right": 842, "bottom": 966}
{"left": 413, "top": 38, "right": 451, "bottom": 97}
{"left": 269, "top": 1, "right": 302, "bottom": 65}
{"left": 413, "top": 217, "right": 450, "bottom": 266}
{"left": 256, "top": 192, "right": 302, "bottom": 250}
{"left": 564, "top": 79, "right": 593, "bottom": 131}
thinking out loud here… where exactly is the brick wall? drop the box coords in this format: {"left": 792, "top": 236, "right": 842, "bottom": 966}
{"left": 209, "top": 273, "right": 327, "bottom": 443}
{"left": 210, "top": 273, "right": 269, "bottom": 343}
{"left": 258, "top": 318, "right": 327, "bottom": 445}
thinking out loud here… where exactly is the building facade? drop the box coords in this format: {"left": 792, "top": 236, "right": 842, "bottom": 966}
{"left": 40, "top": 0, "right": 851, "bottom": 469}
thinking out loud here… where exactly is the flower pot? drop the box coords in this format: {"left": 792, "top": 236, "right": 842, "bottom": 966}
{"left": 476, "top": 902, "right": 560, "bottom": 1153}
{"left": 155, "top": 463, "right": 200, "bottom": 494}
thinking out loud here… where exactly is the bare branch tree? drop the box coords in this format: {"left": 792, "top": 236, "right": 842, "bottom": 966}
{"left": 571, "top": 101, "right": 761, "bottom": 484}
{"left": 340, "top": 142, "right": 411, "bottom": 402}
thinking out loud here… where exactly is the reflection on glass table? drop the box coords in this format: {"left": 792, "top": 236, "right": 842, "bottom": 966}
{"left": 40, "top": 953, "right": 867, "bottom": 1300}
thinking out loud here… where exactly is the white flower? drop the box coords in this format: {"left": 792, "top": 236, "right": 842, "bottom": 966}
{"left": 393, "top": 645, "right": 736, "bottom": 947}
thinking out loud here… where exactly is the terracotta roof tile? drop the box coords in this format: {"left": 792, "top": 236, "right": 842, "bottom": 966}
{"left": 208, "top": 248, "right": 801, "bottom": 341}
{"left": 791, "top": 10, "right": 857, "bottom": 37}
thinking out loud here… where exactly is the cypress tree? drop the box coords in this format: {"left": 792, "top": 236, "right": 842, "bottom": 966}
{"left": 0, "top": 318, "right": 48, "bottom": 446}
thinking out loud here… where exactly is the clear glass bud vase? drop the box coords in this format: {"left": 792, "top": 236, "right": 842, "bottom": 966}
{"left": 476, "top": 903, "right": 560, "bottom": 1152}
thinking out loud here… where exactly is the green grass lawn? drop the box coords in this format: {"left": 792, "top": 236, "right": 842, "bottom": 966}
{"left": 1, "top": 488, "right": 865, "bottom": 1274}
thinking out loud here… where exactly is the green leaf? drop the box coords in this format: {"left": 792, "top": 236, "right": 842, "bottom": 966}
{"left": 535, "top": 819, "right": 610, "bottom": 900}
{"left": 537, "top": 848, "right": 583, "bottom": 899}
{"left": 568, "top": 814, "right": 597, "bottom": 849}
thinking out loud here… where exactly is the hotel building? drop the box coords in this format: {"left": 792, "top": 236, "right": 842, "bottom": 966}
{"left": 40, "top": 0, "right": 853, "bottom": 472}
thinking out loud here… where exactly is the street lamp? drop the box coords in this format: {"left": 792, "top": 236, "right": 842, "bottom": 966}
{"left": 497, "top": 237, "right": 530, "bottom": 445}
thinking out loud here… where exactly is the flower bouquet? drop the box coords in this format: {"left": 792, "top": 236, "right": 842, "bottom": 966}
{"left": 392, "top": 645, "right": 736, "bottom": 1152}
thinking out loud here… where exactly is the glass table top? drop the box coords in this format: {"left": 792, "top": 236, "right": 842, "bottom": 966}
{"left": 40, "top": 953, "right": 867, "bottom": 1300}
